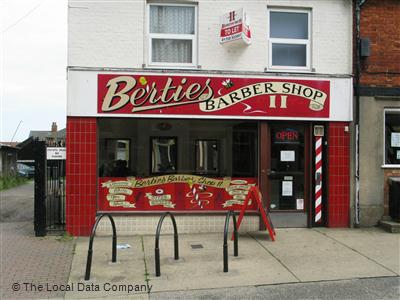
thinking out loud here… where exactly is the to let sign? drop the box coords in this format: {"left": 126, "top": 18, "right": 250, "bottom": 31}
{"left": 220, "top": 8, "right": 251, "bottom": 45}
{"left": 47, "top": 147, "right": 66, "bottom": 160}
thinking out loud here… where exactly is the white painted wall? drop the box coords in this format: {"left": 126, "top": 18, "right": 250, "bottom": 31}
{"left": 68, "top": 0, "right": 352, "bottom": 75}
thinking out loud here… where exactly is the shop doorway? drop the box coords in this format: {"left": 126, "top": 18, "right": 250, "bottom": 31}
{"left": 260, "top": 123, "right": 311, "bottom": 228}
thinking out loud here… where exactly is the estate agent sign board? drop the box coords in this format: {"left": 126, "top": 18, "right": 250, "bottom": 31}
{"left": 220, "top": 8, "right": 251, "bottom": 45}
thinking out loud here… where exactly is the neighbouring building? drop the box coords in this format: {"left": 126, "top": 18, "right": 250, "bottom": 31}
{"left": 354, "top": 0, "right": 400, "bottom": 226}
{"left": 0, "top": 143, "right": 18, "bottom": 177}
{"left": 67, "top": 0, "right": 353, "bottom": 236}
{"left": 29, "top": 122, "right": 66, "bottom": 147}
{"left": 18, "top": 122, "right": 66, "bottom": 162}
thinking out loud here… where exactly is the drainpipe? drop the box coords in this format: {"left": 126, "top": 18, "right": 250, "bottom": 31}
{"left": 355, "top": 0, "right": 367, "bottom": 226}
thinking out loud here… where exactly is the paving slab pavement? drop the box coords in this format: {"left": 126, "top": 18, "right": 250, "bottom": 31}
{"left": 66, "top": 235, "right": 149, "bottom": 299}
{"left": 315, "top": 227, "right": 400, "bottom": 275}
{"left": 252, "top": 228, "right": 397, "bottom": 282}
{"left": 0, "top": 182, "right": 75, "bottom": 299}
{"left": 144, "top": 233, "right": 297, "bottom": 292}
{"left": 150, "top": 277, "right": 400, "bottom": 300}
{"left": 66, "top": 227, "right": 399, "bottom": 299}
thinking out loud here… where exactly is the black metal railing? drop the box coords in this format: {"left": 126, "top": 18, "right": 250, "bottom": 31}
{"left": 34, "top": 140, "right": 47, "bottom": 236}
{"left": 46, "top": 159, "right": 66, "bottom": 231}
{"left": 155, "top": 212, "right": 179, "bottom": 277}
{"left": 33, "top": 139, "right": 66, "bottom": 236}
{"left": 223, "top": 210, "right": 238, "bottom": 273}
{"left": 85, "top": 214, "right": 117, "bottom": 280}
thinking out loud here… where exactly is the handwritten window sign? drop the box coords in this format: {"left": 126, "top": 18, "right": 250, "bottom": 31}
{"left": 47, "top": 147, "right": 66, "bottom": 160}
{"left": 391, "top": 132, "right": 400, "bottom": 147}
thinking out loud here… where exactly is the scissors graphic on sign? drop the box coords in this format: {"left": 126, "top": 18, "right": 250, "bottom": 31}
{"left": 186, "top": 185, "right": 213, "bottom": 209}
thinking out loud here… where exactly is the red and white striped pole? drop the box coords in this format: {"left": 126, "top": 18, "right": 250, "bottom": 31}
{"left": 315, "top": 136, "right": 323, "bottom": 223}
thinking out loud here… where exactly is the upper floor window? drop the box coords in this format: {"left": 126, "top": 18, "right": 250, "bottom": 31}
{"left": 384, "top": 109, "right": 400, "bottom": 166}
{"left": 268, "top": 8, "right": 311, "bottom": 71}
{"left": 148, "top": 4, "right": 197, "bottom": 67}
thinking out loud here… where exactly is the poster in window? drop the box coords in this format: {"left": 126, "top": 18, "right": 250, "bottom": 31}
{"left": 296, "top": 198, "right": 304, "bottom": 210}
{"left": 282, "top": 181, "right": 293, "bottom": 196}
{"left": 391, "top": 132, "right": 400, "bottom": 147}
{"left": 397, "top": 150, "right": 400, "bottom": 160}
{"left": 280, "top": 150, "right": 295, "bottom": 162}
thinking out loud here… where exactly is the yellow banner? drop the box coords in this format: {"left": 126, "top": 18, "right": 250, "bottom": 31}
{"left": 127, "top": 175, "right": 231, "bottom": 189}
{"left": 106, "top": 194, "right": 126, "bottom": 201}
{"left": 108, "top": 188, "right": 133, "bottom": 195}
{"left": 146, "top": 194, "right": 176, "bottom": 208}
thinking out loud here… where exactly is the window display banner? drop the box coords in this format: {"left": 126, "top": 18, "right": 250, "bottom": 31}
{"left": 98, "top": 176, "right": 258, "bottom": 212}
{"left": 98, "top": 74, "right": 330, "bottom": 118}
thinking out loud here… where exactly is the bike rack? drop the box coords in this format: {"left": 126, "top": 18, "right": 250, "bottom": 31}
{"left": 85, "top": 213, "right": 117, "bottom": 281}
{"left": 155, "top": 212, "right": 179, "bottom": 277}
{"left": 223, "top": 210, "right": 238, "bottom": 272}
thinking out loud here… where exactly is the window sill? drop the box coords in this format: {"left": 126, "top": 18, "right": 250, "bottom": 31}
{"left": 265, "top": 67, "right": 314, "bottom": 74}
{"left": 381, "top": 165, "right": 400, "bottom": 169}
{"left": 144, "top": 64, "right": 201, "bottom": 71}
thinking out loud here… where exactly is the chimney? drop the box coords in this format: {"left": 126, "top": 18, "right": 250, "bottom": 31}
{"left": 51, "top": 122, "right": 57, "bottom": 139}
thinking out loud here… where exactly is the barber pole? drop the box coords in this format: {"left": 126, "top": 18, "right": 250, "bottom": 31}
{"left": 315, "top": 136, "right": 323, "bottom": 223}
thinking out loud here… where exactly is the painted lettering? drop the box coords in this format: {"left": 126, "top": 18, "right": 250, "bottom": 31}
{"left": 252, "top": 83, "right": 262, "bottom": 95}
{"left": 241, "top": 87, "right": 252, "bottom": 98}
{"left": 185, "top": 83, "right": 202, "bottom": 100}
{"left": 102, "top": 76, "right": 136, "bottom": 111}
{"left": 264, "top": 82, "right": 277, "bottom": 93}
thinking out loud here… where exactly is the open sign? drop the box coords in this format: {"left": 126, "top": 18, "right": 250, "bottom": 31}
{"left": 274, "top": 129, "right": 299, "bottom": 144}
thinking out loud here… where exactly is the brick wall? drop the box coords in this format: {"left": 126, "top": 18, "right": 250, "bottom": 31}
{"left": 66, "top": 117, "right": 97, "bottom": 236}
{"left": 327, "top": 122, "right": 351, "bottom": 227}
{"left": 359, "top": 0, "right": 400, "bottom": 87}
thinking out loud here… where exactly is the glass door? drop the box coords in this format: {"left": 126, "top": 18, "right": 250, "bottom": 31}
{"left": 267, "top": 124, "right": 308, "bottom": 227}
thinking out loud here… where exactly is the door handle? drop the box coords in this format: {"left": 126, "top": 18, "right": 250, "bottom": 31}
{"left": 267, "top": 169, "right": 276, "bottom": 176}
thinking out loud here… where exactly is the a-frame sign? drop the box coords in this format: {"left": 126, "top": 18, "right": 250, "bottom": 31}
{"left": 234, "top": 186, "right": 276, "bottom": 241}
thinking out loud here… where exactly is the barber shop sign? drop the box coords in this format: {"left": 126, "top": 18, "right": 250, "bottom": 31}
{"left": 98, "top": 74, "right": 330, "bottom": 119}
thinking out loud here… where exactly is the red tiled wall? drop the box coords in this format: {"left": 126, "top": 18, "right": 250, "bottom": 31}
{"left": 66, "top": 117, "right": 97, "bottom": 236}
{"left": 327, "top": 122, "right": 350, "bottom": 227}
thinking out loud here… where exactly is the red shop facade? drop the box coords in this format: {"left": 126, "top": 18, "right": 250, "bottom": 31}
{"left": 66, "top": 70, "right": 353, "bottom": 236}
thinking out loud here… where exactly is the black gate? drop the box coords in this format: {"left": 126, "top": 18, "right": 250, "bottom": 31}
{"left": 34, "top": 140, "right": 66, "bottom": 236}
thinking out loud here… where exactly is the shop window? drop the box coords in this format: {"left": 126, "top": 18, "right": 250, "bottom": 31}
{"left": 385, "top": 109, "right": 400, "bottom": 166}
{"left": 267, "top": 8, "right": 311, "bottom": 70}
{"left": 98, "top": 119, "right": 258, "bottom": 178}
{"left": 148, "top": 4, "right": 197, "bottom": 67}
{"left": 151, "top": 137, "right": 177, "bottom": 174}
{"left": 195, "top": 140, "right": 219, "bottom": 176}
{"left": 99, "top": 139, "right": 130, "bottom": 177}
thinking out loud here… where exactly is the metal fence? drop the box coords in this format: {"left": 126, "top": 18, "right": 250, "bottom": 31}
{"left": 34, "top": 140, "right": 66, "bottom": 236}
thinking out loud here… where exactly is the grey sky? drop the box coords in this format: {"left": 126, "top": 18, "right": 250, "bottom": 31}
{"left": 1, "top": 0, "right": 67, "bottom": 143}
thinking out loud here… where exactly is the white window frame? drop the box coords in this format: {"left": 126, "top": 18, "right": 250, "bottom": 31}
{"left": 267, "top": 7, "right": 311, "bottom": 71}
{"left": 147, "top": 3, "right": 198, "bottom": 68}
{"left": 383, "top": 108, "right": 400, "bottom": 168}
